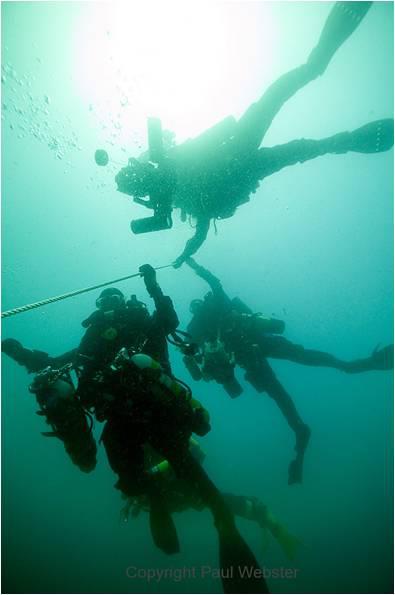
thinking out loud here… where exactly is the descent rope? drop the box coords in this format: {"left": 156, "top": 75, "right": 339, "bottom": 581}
{"left": 2, "top": 264, "right": 172, "bottom": 319}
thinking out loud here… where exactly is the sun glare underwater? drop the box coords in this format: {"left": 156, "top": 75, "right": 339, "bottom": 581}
{"left": 1, "top": 1, "right": 394, "bottom": 594}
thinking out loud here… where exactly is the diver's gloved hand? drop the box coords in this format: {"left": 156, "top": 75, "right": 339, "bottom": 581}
{"left": 192, "top": 407, "right": 211, "bottom": 436}
{"left": 2, "top": 338, "right": 50, "bottom": 372}
{"left": 172, "top": 256, "right": 185, "bottom": 269}
{"left": 139, "top": 264, "right": 158, "bottom": 296}
{"left": 185, "top": 257, "right": 206, "bottom": 275}
{"left": 2, "top": 338, "right": 25, "bottom": 359}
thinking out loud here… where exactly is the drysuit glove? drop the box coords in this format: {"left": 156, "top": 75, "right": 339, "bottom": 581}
{"left": 2, "top": 338, "right": 24, "bottom": 360}
{"left": 139, "top": 264, "right": 159, "bottom": 296}
{"left": 193, "top": 407, "right": 211, "bottom": 436}
{"left": 172, "top": 256, "right": 185, "bottom": 269}
{"left": 1, "top": 338, "right": 50, "bottom": 372}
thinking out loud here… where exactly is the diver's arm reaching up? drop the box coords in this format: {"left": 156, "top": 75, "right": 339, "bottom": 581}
{"left": 173, "top": 217, "right": 210, "bottom": 268}
{"left": 139, "top": 264, "right": 179, "bottom": 334}
{"left": 185, "top": 257, "right": 224, "bottom": 295}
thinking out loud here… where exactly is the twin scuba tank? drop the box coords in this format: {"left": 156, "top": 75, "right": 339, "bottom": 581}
{"left": 29, "top": 364, "right": 76, "bottom": 411}
{"left": 110, "top": 348, "right": 189, "bottom": 403}
{"left": 182, "top": 298, "right": 285, "bottom": 398}
{"left": 230, "top": 297, "right": 285, "bottom": 335}
{"left": 245, "top": 314, "right": 285, "bottom": 335}
{"left": 110, "top": 348, "right": 210, "bottom": 436}
{"left": 184, "top": 339, "right": 243, "bottom": 399}
{"left": 28, "top": 364, "right": 97, "bottom": 472}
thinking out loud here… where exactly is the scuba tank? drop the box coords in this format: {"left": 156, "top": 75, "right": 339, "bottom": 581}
{"left": 202, "top": 339, "right": 232, "bottom": 371}
{"left": 252, "top": 314, "right": 285, "bottom": 335}
{"left": 229, "top": 298, "right": 285, "bottom": 333}
{"left": 108, "top": 348, "right": 210, "bottom": 436}
{"left": 230, "top": 296, "right": 254, "bottom": 315}
{"left": 236, "top": 312, "right": 285, "bottom": 335}
{"left": 177, "top": 116, "right": 237, "bottom": 160}
{"left": 109, "top": 349, "right": 188, "bottom": 399}
{"left": 202, "top": 340, "right": 243, "bottom": 398}
{"left": 128, "top": 352, "right": 188, "bottom": 400}
{"left": 29, "top": 365, "right": 97, "bottom": 472}
{"left": 29, "top": 365, "right": 75, "bottom": 409}
{"left": 168, "top": 330, "right": 203, "bottom": 381}
{"left": 183, "top": 355, "right": 203, "bottom": 381}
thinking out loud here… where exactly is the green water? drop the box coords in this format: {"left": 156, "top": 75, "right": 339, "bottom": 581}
{"left": 2, "top": 2, "right": 393, "bottom": 593}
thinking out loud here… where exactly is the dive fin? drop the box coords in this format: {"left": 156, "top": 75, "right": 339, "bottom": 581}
{"left": 260, "top": 526, "right": 271, "bottom": 554}
{"left": 308, "top": 1, "right": 373, "bottom": 74}
{"left": 274, "top": 526, "right": 301, "bottom": 561}
{"left": 370, "top": 344, "right": 394, "bottom": 370}
{"left": 149, "top": 497, "right": 180, "bottom": 555}
{"left": 288, "top": 457, "right": 304, "bottom": 485}
{"left": 348, "top": 119, "right": 394, "bottom": 154}
{"left": 219, "top": 528, "right": 269, "bottom": 593}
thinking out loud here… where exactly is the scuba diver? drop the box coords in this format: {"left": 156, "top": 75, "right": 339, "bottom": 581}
{"left": 121, "top": 437, "right": 300, "bottom": 562}
{"left": 112, "top": 1, "right": 394, "bottom": 265}
{"left": 182, "top": 257, "right": 394, "bottom": 485}
{"left": 1, "top": 339, "right": 97, "bottom": 473}
{"left": 2, "top": 266, "right": 268, "bottom": 594}
{"left": 1, "top": 265, "right": 178, "bottom": 471}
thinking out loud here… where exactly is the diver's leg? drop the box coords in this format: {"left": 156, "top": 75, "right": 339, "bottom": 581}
{"left": 257, "top": 119, "right": 394, "bottom": 179}
{"left": 342, "top": 344, "right": 394, "bottom": 373}
{"left": 260, "top": 336, "right": 350, "bottom": 371}
{"left": 101, "top": 420, "right": 146, "bottom": 496}
{"left": 223, "top": 493, "right": 300, "bottom": 560}
{"left": 222, "top": 493, "right": 268, "bottom": 525}
{"left": 260, "top": 336, "right": 394, "bottom": 373}
{"left": 234, "top": 2, "right": 372, "bottom": 152}
{"left": 308, "top": 2, "right": 373, "bottom": 74}
{"left": 163, "top": 447, "right": 269, "bottom": 594}
{"left": 247, "top": 360, "right": 310, "bottom": 485}
{"left": 235, "top": 63, "right": 321, "bottom": 152}
{"left": 148, "top": 489, "right": 180, "bottom": 555}
{"left": 102, "top": 421, "right": 179, "bottom": 554}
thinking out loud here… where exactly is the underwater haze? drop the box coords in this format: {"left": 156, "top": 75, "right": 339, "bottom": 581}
{"left": 1, "top": 1, "right": 394, "bottom": 593}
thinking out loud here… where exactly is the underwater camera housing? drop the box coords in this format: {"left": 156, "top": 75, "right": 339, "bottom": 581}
{"left": 222, "top": 376, "right": 243, "bottom": 399}
{"left": 130, "top": 213, "right": 173, "bottom": 234}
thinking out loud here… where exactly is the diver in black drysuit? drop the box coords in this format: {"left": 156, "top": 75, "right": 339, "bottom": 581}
{"left": 115, "top": 1, "right": 394, "bottom": 265}
{"left": 2, "top": 266, "right": 268, "bottom": 594}
{"left": 1, "top": 338, "right": 97, "bottom": 473}
{"left": 184, "top": 257, "right": 393, "bottom": 485}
